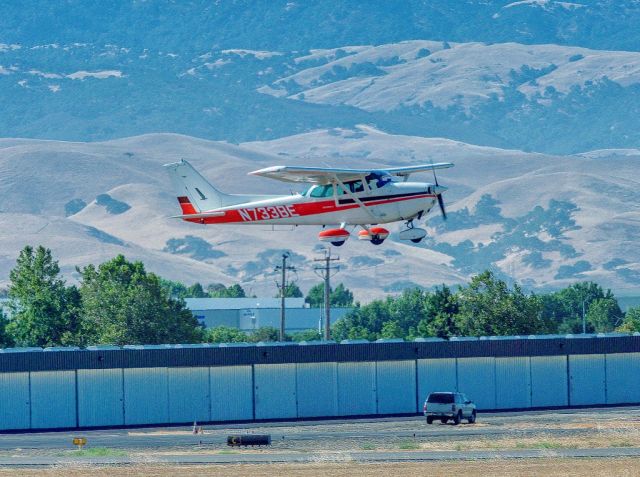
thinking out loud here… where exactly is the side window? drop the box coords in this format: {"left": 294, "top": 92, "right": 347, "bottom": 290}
{"left": 336, "top": 184, "right": 348, "bottom": 195}
{"left": 349, "top": 180, "right": 364, "bottom": 193}
{"left": 310, "top": 185, "right": 334, "bottom": 198}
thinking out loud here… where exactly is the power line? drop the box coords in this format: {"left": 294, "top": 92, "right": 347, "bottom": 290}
{"left": 314, "top": 248, "right": 340, "bottom": 340}
{"left": 274, "top": 252, "right": 296, "bottom": 341}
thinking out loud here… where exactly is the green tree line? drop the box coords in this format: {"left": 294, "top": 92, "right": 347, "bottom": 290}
{"left": 332, "top": 270, "right": 636, "bottom": 341}
{"left": 0, "top": 246, "right": 638, "bottom": 348}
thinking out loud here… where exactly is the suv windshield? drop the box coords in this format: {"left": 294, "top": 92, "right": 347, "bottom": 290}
{"left": 427, "top": 393, "right": 455, "bottom": 404}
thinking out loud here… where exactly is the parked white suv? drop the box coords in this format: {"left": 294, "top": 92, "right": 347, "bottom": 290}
{"left": 423, "top": 392, "right": 477, "bottom": 425}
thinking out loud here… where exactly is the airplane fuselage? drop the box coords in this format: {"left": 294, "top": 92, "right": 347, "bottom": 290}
{"left": 182, "top": 181, "right": 436, "bottom": 226}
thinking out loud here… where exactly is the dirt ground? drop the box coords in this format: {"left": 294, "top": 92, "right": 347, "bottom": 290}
{"left": 1, "top": 459, "right": 639, "bottom": 477}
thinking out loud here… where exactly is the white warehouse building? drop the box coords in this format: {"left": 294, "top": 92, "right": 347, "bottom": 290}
{"left": 184, "top": 298, "right": 353, "bottom": 333}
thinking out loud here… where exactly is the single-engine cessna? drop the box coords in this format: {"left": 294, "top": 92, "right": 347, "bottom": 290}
{"left": 165, "top": 160, "right": 453, "bottom": 246}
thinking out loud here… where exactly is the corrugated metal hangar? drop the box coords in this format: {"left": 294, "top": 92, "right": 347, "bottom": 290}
{"left": 0, "top": 334, "right": 639, "bottom": 431}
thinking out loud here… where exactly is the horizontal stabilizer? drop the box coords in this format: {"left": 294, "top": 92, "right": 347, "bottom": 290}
{"left": 170, "top": 211, "right": 226, "bottom": 219}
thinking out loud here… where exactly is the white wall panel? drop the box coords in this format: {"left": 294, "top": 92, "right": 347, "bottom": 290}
{"left": 296, "top": 362, "right": 338, "bottom": 418}
{"left": 255, "top": 363, "right": 297, "bottom": 419}
{"left": 606, "top": 353, "right": 640, "bottom": 404}
{"left": 457, "top": 357, "right": 496, "bottom": 410}
{"left": 123, "top": 367, "right": 168, "bottom": 425}
{"left": 417, "top": 358, "right": 457, "bottom": 408}
{"left": 569, "top": 354, "right": 606, "bottom": 406}
{"left": 167, "top": 367, "right": 210, "bottom": 424}
{"left": 530, "top": 355, "right": 568, "bottom": 407}
{"left": 77, "top": 368, "right": 124, "bottom": 427}
{"left": 337, "top": 362, "right": 376, "bottom": 416}
{"left": 210, "top": 366, "right": 253, "bottom": 421}
{"left": 376, "top": 360, "right": 416, "bottom": 414}
{"left": 31, "top": 371, "right": 76, "bottom": 429}
{"left": 0, "top": 372, "right": 30, "bottom": 430}
{"left": 496, "top": 357, "right": 531, "bottom": 409}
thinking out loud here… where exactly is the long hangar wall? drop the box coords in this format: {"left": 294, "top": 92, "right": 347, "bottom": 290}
{"left": 1, "top": 334, "right": 639, "bottom": 431}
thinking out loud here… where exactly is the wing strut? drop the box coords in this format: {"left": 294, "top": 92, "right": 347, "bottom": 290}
{"left": 332, "top": 175, "right": 380, "bottom": 222}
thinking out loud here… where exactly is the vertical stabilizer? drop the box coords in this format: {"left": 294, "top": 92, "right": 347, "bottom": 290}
{"left": 164, "top": 159, "right": 231, "bottom": 213}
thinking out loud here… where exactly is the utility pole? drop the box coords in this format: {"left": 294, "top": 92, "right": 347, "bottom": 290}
{"left": 275, "top": 253, "right": 295, "bottom": 341}
{"left": 314, "top": 248, "right": 340, "bottom": 340}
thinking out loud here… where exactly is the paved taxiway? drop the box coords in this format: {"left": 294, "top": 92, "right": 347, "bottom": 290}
{"left": 1, "top": 407, "right": 639, "bottom": 466}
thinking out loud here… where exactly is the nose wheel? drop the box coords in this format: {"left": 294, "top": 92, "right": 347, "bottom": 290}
{"left": 399, "top": 219, "right": 427, "bottom": 243}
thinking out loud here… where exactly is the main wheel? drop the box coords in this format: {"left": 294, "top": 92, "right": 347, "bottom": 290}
{"left": 371, "top": 237, "right": 385, "bottom": 245}
{"left": 468, "top": 410, "right": 477, "bottom": 424}
{"left": 453, "top": 410, "right": 462, "bottom": 425}
{"left": 426, "top": 416, "right": 433, "bottom": 424}
{"left": 331, "top": 241, "right": 345, "bottom": 247}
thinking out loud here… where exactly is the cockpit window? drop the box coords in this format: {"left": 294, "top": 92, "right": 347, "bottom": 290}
{"left": 366, "top": 172, "right": 392, "bottom": 189}
{"left": 345, "top": 180, "right": 364, "bottom": 193}
{"left": 309, "top": 184, "right": 334, "bottom": 198}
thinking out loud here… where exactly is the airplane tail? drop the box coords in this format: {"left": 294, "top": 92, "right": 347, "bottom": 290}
{"left": 164, "top": 159, "right": 233, "bottom": 213}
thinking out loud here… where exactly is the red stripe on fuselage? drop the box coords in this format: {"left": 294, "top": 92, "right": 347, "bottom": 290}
{"left": 186, "top": 193, "right": 435, "bottom": 225}
{"left": 177, "top": 196, "right": 197, "bottom": 215}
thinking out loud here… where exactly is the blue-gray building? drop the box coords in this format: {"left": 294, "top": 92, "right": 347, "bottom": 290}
{"left": 185, "top": 297, "right": 352, "bottom": 333}
{"left": 0, "top": 333, "right": 639, "bottom": 431}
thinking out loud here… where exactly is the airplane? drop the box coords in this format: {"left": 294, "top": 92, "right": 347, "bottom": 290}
{"left": 164, "top": 159, "right": 453, "bottom": 246}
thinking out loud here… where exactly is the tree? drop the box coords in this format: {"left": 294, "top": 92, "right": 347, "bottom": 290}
{"left": 331, "top": 283, "right": 354, "bottom": 307}
{"left": 332, "top": 299, "right": 392, "bottom": 341}
{"left": 186, "top": 282, "right": 207, "bottom": 298}
{"left": 79, "top": 255, "right": 203, "bottom": 345}
{"left": 305, "top": 282, "right": 354, "bottom": 307}
{"left": 159, "top": 278, "right": 189, "bottom": 299}
{"left": 380, "top": 320, "right": 403, "bottom": 339}
{"left": 542, "top": 282, "right": 620, "bottom": 333}
{"left": 280, "top": 282, "right": 303, "bottom": 298}
{"left": 209, "top": 284, "right": 246, "bottom": 298}
{"left": 248, "top": 326, "right": 280, "bottom": 342}
{"left": 416, "top": 285, "right": 460, "bottom": 338}
{"left": 6, "top": 245, "right": 82, "bottom": 347}
{"left": 205, "top": 326, "right": 248, "bottom": 343}
{"left": 0, "top": 309, "right": 13, "bottom": 348}
{"left": 586, "top": 298, "right": 623, "bottom": 332}
{"left": 617, "top": 307, "right": 640, "bottom": 333}
{"left": 305, "top": 283, "right": 324, "bottom": 307}
{"left": 289, "top": 329, "right": 322, "bottom": 342}
{"left": 455, "top": 271, "right": 548, "bottom": 336}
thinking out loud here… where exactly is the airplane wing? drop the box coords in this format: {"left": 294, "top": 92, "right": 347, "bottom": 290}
{"left": 249, "top": 163, "right": 453, "bottom": 184}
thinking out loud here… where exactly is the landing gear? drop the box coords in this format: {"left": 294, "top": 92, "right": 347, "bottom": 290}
{"left": 399, "top": 220, "right": 427, "bottom": 243}
{"left": 358, "top": 226, "right": 390, "bottom": 245}
{"left": 331, "top": 241, "right": 345, "bottom": 247}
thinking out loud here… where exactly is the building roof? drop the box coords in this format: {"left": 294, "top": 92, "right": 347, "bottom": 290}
{"left": 1, "top": 334, "right": 639, "bottom": 373}
{"left": 185, "top": 297, "right": 306, "bottom": 310}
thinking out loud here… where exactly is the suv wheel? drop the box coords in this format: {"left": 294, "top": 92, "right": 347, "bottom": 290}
{"left": 468, "top": 410, "right": 477, "bottom": 424}
{"left": 453, "top": 410, "right": 462, "bottom": 425}
{"left": 426, "top": 416, "right": 433, "bottom": 424}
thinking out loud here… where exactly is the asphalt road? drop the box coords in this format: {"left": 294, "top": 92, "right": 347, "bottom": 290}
{"left": 1, "top": 407, "right": 639, "bottom": 466}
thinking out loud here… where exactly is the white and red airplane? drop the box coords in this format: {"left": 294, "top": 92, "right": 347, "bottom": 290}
{"left": 165, "top": 160, "right": 453, "bottom": 246}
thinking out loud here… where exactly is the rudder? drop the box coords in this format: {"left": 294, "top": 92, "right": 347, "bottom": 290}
{"left": 164, "top": 159, "right": 231, "bottom": 213}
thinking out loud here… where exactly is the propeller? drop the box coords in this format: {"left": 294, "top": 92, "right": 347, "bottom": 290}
{"left": 430, "top": 162, "right": 447, "bottom": 220}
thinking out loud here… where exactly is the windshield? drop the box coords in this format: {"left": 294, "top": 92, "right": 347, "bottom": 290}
{"left": 427, "top": 393, "right": 454, "bottom": 404}
{"left": 365, "top": 172, "right": 392, "bottom": 189}
{"left": 309, "top": 184, "right": 334, "bottom": 198}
